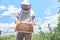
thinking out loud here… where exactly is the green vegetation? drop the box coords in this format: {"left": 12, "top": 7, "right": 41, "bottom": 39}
{"left": 0, "top": 33, "right": 60, "bottom": 40}
{"left": 0, "top": 1, "right": 60, "bottom": 40}
{"left": 0, "top": 35, "right": 16, "bottom": 40}
{"left": 58, "top": 0, "right": 60, "bottom": 2}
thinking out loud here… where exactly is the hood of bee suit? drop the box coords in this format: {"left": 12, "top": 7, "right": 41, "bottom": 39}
{"left": 21, "top": 0, "right": 31, "bottom": 14}
{"left": 21, "top": 0, "right": 31, "bottom": 5}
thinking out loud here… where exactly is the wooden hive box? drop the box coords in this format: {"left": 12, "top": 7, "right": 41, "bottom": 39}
{"left": 15, "top": 22, "right": 34, "bottom": 33}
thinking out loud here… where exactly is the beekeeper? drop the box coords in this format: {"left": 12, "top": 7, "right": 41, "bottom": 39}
{"left": 15, "top": 0, "right": 35, "bottom": 40}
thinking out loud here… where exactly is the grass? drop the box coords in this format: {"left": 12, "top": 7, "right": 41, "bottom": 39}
{"left": 0, "top": 33, "right": 60, "bottom": 40}
{"left": 0, "top": 34, "right": 44, "bottom": 40}
{"left": 0, "top": 34, "right": 41, "bottom": 40}
{"left": 0, "top": 35, "right": 16, "bottom": 40}
{"left": 0, "top": 33, "right": 49, "bottom": 40}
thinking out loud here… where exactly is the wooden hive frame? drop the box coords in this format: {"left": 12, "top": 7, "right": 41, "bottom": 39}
{"left": 15, "top": 22, "right": 34, "bottom": 33}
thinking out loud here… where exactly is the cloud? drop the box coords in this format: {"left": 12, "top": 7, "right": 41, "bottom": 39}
{"left": 36, "top": 14, "right": 57, "bottom": 32}
{"left": 0, "top": 6, "right": 6, "bottom": 10}
{"left": 0, "top": 5, "right": 20, "bottom": 17}
{"left": 44, "top": 5, "right": 57, "bottom": 16}
{"left": 45, "top": 8, "right": 53, "bottom": 15}
{"left": 0, "top": 22, "right": 17, "bottom": 36}
{"left": 0, "top": 22, "right": 16, "bottom": 32}
{"left": 40, "top": 14, "right": 58, "bottom": 32}
{"left": 40, "top": 4, "right": 58, "bottom": 32}
{"left": 34, "top": 14, "right": 58, "bottom": 33}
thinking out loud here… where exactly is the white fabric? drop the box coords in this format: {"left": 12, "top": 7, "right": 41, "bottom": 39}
{"left": 21, "top": 0, "right": 30, "bottom": 5}
{"left": 15, "top": 9, "right": 35, "bottom": 23}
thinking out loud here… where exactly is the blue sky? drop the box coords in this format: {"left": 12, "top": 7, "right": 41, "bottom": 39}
{"left": 0, "top": 0, "right": 58, "bottom": 33}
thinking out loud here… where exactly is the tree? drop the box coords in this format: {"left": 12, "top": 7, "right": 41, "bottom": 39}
{"left": 39, "top": 26, "right": 44, "bottom": 33}
{"left": 48, "top": 24, "right": 51, "bottom": 33}
{"left": 57, "top": 13, "right": 60, "bottom": 32}
{"left": 56, "top": 8, "right": 60, "bottom": 32}
{"left": 58, "top": 0, "right": 60, "bottom": 2}
{"left": 39, "top": 27, "right": 42, "bottom": 33}
{"left": 0, "top": 31, "right": 1, "bottom": 35}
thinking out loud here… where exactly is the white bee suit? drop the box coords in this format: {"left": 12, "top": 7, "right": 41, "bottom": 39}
{"left": 15, "top": 10, "right": 35, "bottom": 23}
{"left": 15, "top": 0, "right": 35, "bottom": 40}
{"left": 15, "top": 9, "right": 35, "bottom": 40}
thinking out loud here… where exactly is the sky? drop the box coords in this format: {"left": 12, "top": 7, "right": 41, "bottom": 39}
{"left": 0, "top": 0, "right": 58, "bottom": 34}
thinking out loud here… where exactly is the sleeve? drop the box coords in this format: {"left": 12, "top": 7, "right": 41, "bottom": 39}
{"left": 31, "top": 10, "right": 36, "bottom": 24}
{"left": 15, "top": 13, "right": 19, "bottom": 23}
{"left": 31, "top": 15, "right": 36, "bottom": 23}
